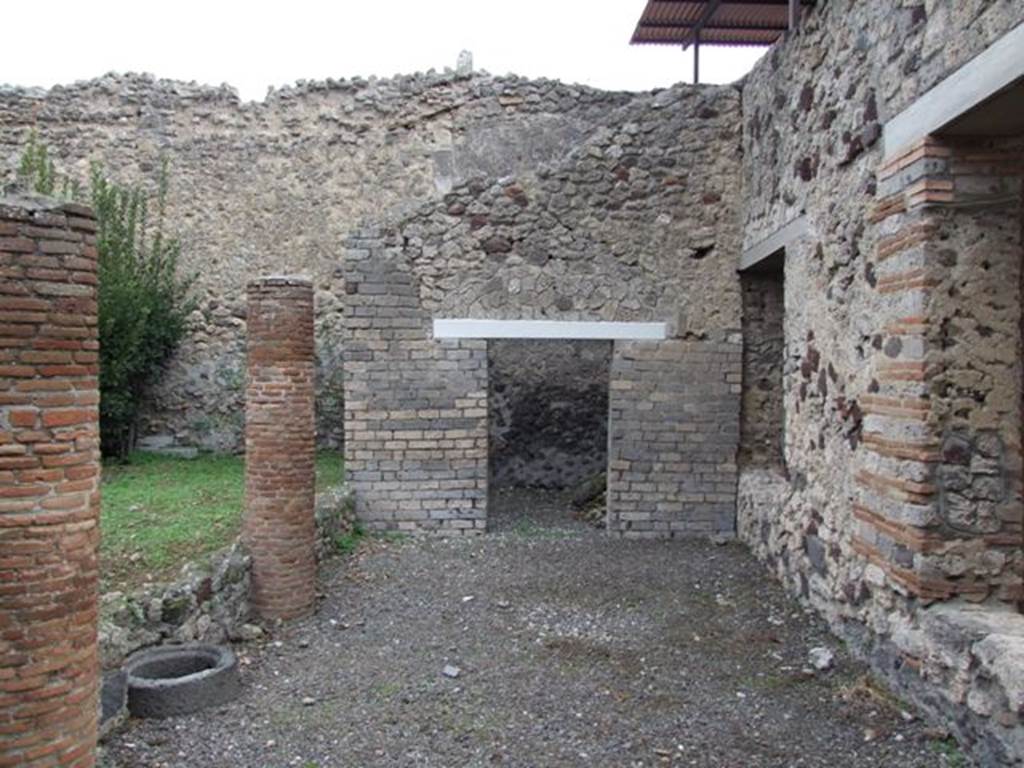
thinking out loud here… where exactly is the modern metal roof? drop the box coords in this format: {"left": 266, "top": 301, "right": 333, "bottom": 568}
{"left": 630, "top": 0, "right": 810, "bottom": 48}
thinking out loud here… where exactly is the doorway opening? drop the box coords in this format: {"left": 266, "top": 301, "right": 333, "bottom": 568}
{"left": 487, "top": 339, "right": 611, "bottom": 533}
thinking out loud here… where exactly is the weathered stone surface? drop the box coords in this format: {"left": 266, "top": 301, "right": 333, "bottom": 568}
{"left": 740, "top": 271, "right": 784, "bottom": 467}
{"left": 0, "top": 71, "right": 636, "bottom": 452}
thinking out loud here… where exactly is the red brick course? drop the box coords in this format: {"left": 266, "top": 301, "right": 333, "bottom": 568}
{"left": 0, "top": 197, "right": 100, "bottom": 768}
{"left": 855, "top": 135, "right": 1024, "bottom": 604}
{"left": 243, "top": 276, "right": 316, "bottom": 621}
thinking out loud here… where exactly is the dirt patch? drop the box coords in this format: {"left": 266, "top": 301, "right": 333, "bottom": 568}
{"left": 101, "top": 490, "right": 958, "bottom": 768}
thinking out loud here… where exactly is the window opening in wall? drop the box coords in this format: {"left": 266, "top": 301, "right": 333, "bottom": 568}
{"left": 487, "top": 339, "right": 612, "bottom": 533}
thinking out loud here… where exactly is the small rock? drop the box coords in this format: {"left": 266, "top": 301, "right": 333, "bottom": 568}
{"left": 808, "top": 646, "right": 835, "bottom": 671}
{"left": 301, "top": 696, "right": 317, "bottom": 706}
{"left": 442, "top": 665, "right": 462, "bottom": 679}
{"left": 238, "top": 624, "right": 264, "bottom": 642}
{"left": 298, "top": 639, "right": 310, "bottom": 648}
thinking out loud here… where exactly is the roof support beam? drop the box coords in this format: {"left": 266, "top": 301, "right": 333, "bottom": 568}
{"left": 681, "top": 0, "right": 724, "bottom": 49}
{"left": 789, "top": 0, "right": 801, "bottom": 29}
{"left": 693, "top": 30, "right": 700, "bottom": 84}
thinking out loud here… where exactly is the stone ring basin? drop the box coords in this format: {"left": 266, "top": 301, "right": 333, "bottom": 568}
{"left": 124, "top": 644, "right": 241, "bottom": 718}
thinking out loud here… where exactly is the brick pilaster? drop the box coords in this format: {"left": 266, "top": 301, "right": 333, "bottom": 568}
{"left": 244, "top": 276, "right": 317, "bottom": 621}
{"left": 608, "top": 337, "right": 742, "bottom": 538}
{"left": 342, "top": 231, "right": 488, "bottom": 535}
{"left": 857, "top": 137, "right": 1024, "bottom": 602}
{"left": 0, "top": 196, "right": 100, "bottom": 768}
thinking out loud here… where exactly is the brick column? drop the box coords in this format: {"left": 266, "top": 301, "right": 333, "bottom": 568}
{"left": 244, "top": 276, "right": 316, "bottom": 621}
{"left": 0, "top": 197, "right": 100, "bottom": 768}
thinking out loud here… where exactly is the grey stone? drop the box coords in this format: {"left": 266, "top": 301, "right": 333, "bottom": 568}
{"left": 442, "top": 665, "right": 462, "bottom": 679}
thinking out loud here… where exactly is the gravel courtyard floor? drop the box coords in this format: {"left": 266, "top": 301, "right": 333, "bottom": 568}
{"left": 102, "top": 489, "right": 961, "bottom": 768}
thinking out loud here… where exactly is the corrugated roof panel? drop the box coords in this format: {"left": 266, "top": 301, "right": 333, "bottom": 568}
{"left": 630, "top": 0, "right": 805, "bottom": 47}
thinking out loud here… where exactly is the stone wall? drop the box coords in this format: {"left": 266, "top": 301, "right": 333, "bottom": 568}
{"left": 488, "top": 340, "right": 610, "bottom": 489}
{"left": 344, "top": 81, "right": 744, "bottom": 534}
{"left": 0, "top": 196, "right": 101, "bottom": 768}
{"left": 738, "top": 1, "right": 1024, "bottom": 761}
{"left": 0, "top": 71, "right": 634, "bottom": 451}
{"left": 739, "top": 0, "right": 1024, "bottom": 630}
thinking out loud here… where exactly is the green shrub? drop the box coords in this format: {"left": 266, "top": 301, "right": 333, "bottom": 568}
{"left": 335, "top": 521, "right": 366, "bottom": 556}
{"left": 18, "top": 136, "right": 195, "bottom": 458}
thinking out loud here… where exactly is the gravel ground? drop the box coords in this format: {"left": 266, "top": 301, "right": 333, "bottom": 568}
{"left": 102, "top": 490, "right": 961, "bottom": 768}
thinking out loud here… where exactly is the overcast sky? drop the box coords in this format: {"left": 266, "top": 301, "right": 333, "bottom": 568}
{"left": 1, "top": 1, "right": 767, "bottom": 101}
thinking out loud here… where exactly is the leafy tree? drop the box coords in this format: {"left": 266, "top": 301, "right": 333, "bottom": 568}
{"left": 18, "top": 137, "right": 195, "bottom": 458}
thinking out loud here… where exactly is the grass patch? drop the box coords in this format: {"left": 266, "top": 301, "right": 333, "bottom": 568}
{"left": 335, "top": 521, "right": 366, "bottom": 555}
{"left": 838, "top": 674, "right": 907, "bottom": 714}
{"left": 930, "top": 738, "right": 967, "bottom": 767}
{"left": 100, "top": 451, "right": 343, "bottom": 591}
{"left": 510, "top": 518, "right": 574, "bottom": 539}
{"left": 372, "top": 530, "right": 411, "bottom": 543}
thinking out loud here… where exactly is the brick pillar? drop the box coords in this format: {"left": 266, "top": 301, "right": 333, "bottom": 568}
{"left": 855, "top": 137, "right": 1024, "bottom": 603}
{"left": 608, "top": 336, "right": 741, "bottom": 539}
{"left": 0, "top": 197, "right": 100, "bottom": 768}
{"left": 244, "top": 276, "right": 316, "bottom": 621}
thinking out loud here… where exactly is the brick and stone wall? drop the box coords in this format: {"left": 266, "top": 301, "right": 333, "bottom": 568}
{"left": 0, "top": 72, "right": 634, "bottom": 453}
{"left": 737, "top": 1, "right": 1024, "bottom": 761}
{"left": 0, "top": 195, "right": 100, "bottom": 767}
{"left": 488, "top": 340, "right": 610, "bottom": 489}
{"left": 344, "top": 82, "right": 743, "bottom": 534}
{"left": 0, "top": 70, "right": 744, "bottom": 505}
{"left": 243, "top": 276, "right": 317, "bottom": 620}
{"left": 857, "top": 136, "right": 1024, "bottom": 604}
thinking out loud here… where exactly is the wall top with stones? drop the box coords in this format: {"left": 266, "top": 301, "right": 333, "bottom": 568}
{"left": 248, "top": 274, "right": 314, "bottom": 288}
{"left": 0, "top": 192, "right": 93, "bottom": 219}
{"left": 0, "top": 69, "right": 638, "bottom": 128}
